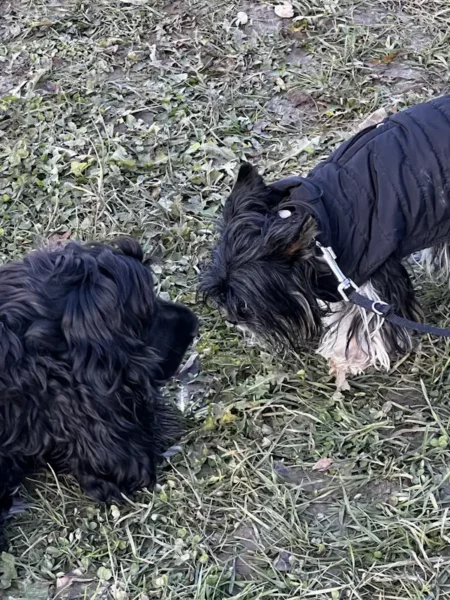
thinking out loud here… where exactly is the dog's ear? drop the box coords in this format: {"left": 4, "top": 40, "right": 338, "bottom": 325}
{"left": 234, "top": 162, "right": 264, "bottom": 190}
{"left": 267, "top": 215, "right": 317, "bottom": 260}
{"left": 223, "top": 162, "right": 269, "bottom": 221}
{"left": 60, "top": 246, "right": 156, "bottom": 383}
{"left": 285, "top": 216, "right": 317, "bottom": 259}
{"left": 111, "top": 237, "right": 144, "bottom": 263}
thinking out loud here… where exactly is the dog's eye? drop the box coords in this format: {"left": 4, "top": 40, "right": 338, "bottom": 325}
{"left": 237, "top": 304, "right": 250, "bottom": 320}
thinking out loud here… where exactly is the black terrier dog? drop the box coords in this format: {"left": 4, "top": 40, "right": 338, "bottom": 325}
{"left": 200, "top": 95, "right": 450, "bottom": 389}
{"left": 0, "top": 238, "right": 198, "bottom": 548}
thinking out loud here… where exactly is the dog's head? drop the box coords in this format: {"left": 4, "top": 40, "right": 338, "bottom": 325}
{"left": 200, "top": 163, "right": 326, "bottom": 350}
{"left": 0, "top": 238, "right": 198, "bottom": 391}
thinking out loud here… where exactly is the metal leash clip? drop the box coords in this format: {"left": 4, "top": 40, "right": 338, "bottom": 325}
{"left": 316, "top": 241, "right": 359, "bottom": 302}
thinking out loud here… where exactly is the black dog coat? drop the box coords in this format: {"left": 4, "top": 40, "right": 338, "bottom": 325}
{"left": 271, "top": 95, "right": 450, "bottom": 286}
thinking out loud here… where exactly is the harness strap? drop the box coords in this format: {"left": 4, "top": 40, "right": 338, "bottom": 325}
{"left": 316, "top": 241, "right": 450, "bottom": 338}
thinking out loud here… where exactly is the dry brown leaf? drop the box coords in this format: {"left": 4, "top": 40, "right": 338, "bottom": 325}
{"left": 370, "top": 50, "right": 402, "bottom": 65}
{"left": 48, "top": 230, "right": 72, "bottom": 250}
{"left": 356, "top": 107, "right": 388, "bottom": 132}
{"left": 312, "top": 457, "right": 334, "bottom": 472}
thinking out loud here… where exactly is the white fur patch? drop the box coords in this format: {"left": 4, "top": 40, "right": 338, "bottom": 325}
{"left": 317, "top": 281, "right": 394, "bottom": 390}
{"left": 236, "top": 324, "right": 258, "bottom": 346}
{"left": 419, "top": 245, "right": 450, "bottom": 282}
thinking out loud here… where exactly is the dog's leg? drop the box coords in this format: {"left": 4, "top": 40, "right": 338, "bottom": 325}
{"left": 0, "top": 494, "right": 12, "bottom": 551}
{"left": 72, "top": 470, "right": 135, "bottom": 503}
{"left": 65, "top": 396, "right": 181, "bottom": 504}
{"left": 0, "top": 457, "right": 26, "bottom": 550}
{"left": 67, "top": 444, "right": 158, "bottom": 504}
{"left": 71, "top": 447, "right": 161, "bottom": 504}
{"left": 318, "top": 258, "right": 422, "bottom": 390}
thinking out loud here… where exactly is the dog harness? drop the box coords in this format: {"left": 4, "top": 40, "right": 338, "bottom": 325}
{"left": 271, "top": 95, "right": 450, "bottom": 337}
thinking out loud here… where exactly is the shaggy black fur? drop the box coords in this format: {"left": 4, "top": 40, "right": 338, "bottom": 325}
{"left": 200, "top": 164, "right": 342, "bottom": 348}
{"left": 200, "top": 163, "right": 421, "bottom": 353}
{"left": 0, "top": 238, "right": 198, "bottom": 549}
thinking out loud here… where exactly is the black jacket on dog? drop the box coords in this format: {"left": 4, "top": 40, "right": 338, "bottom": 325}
{"left": 274, "top": 95, "right": 450, "bottom": 286}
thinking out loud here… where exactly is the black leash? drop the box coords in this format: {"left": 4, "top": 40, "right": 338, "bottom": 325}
{"left": 348, "top": 289, "right": 450, "bottom": 338}
{"left": 316, "top": 241, "right": 450, "bottom": 339}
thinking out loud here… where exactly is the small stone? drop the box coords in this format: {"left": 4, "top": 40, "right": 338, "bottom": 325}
{"left": 236, "top": 11, "right": 248, "bottom": 26}
{"left": 275, "top": 2, "right": 294, "bottom": 18}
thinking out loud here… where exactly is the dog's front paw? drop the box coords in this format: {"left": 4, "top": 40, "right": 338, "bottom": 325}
{"left": 328, "top": 359, "right": 351, "bottom": 391}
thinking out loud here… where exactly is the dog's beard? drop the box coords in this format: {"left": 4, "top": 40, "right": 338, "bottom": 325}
{"left": 231, "top": 292, "right": 324, "bottom": 354}
{"left": 235, "top": 323, "right": 295, "bottom": 352}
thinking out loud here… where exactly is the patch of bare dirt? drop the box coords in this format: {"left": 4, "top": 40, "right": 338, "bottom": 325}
{"left": 383, "top": 387, "right": 425, "bottom": 410}
{"left": 266, "top": 93, "right": 318, "bottom": 127}
{"left": 273, "top": 462, "right": 332, "bottom": 490}
{"left": 351, "top": 4, "right": 433, "bottom": 51}
{"left": 217, "top": 522, "right": 268, "bottom": 579}
{"left": 355, "top": 479, "right": 402, "bottom": 506}
{"left": 242, "top": 4, "right": 285, "bottom": 36}
{"left": 376, "top": 64, "right": 427, "bottom": 94}
{"left": 0, "top": 72, "right": 26, "bottom": 98}
{"left": 285, "top": 46, "right": 316, "bottom": 69}
{"left": 352, "top": 5, "right": 393, "bottom": 25}
{"left": 407, "top": 32, "right": 432, "bottom": 52}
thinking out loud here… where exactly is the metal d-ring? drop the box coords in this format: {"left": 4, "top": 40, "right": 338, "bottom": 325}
{"left": 371, "top": 301, "right": 390, "bottom": 316}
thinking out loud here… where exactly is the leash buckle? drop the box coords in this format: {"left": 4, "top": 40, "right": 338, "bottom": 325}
{"left": 337, "top": 279, "right": 359, "bottom": 302}
{"left": 316, "top": 241, "right": 359, "bottom": 302}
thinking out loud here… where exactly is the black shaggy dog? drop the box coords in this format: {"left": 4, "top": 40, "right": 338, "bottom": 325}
{"left": 200, "top": 95, "right": 450, "bottom": 390}
{"left": 0, "top": 238, "right": 198, "bottom": 548}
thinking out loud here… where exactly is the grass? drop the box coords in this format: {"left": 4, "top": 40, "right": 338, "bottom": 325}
{"left": 1, "top": 0, "right": 450, "bottom": 597}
